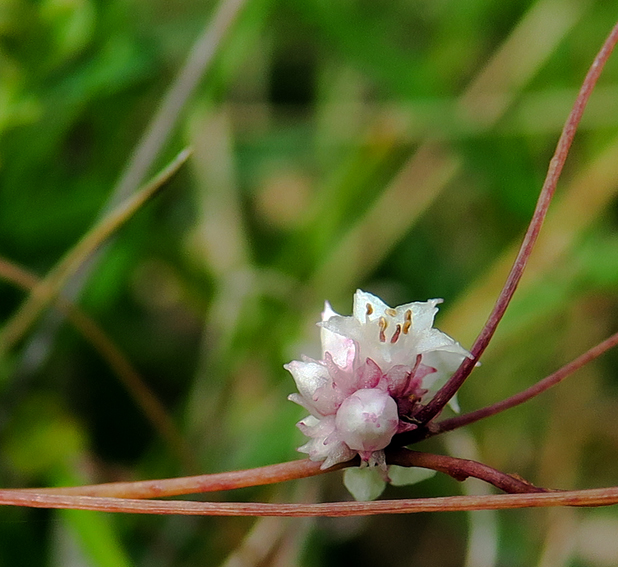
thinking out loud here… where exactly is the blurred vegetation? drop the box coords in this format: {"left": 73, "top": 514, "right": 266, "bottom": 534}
{"left": 1, "top": 0, "right": 618, "bottom": 565}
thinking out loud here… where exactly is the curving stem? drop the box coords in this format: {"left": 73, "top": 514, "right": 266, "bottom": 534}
{"left": 413, "top": 20, "right": 618, "bottom": 427}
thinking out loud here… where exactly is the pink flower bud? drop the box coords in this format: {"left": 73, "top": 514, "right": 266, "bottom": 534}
{"left": 335, "top": 389, "right": 398, "bottom": 453}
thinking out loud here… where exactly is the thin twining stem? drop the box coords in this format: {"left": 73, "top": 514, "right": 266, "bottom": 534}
{"left": 15, "top": 449, "right": 542, "bottom": 499}
{"left": 414, "top": 20, "right": 618, "bottom": 426}
{"left": 433, "top": 330, "right": 618, "bottom": 436}
{"left": 2, "top": 486, "right": 618, "bottom": 517}
{"left": 16, "top": 460, "right": 342, "bottom": 498}
{"left": 387, "top": 449, "right": 546, "bottom": 494}
{"left": 396, "top": 329, "right": 618, "bottom": 445}
{"left": 0, "top": 256, "right": 197, "bottom": 472}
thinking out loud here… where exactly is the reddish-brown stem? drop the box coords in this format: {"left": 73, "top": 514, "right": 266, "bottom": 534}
{"left": 433, "top": 330, "right": 618, "bottom": 435}
{"left": 16, "top": 459, "right": 348, "bottom": 498}
{"left": 16, "top": 449, "right": 542, "bottom": 499}
{"left": 397, "top": 329, "right": 618, "bottom": 445}
{"left": 413, "top": 20, "right": 618, "bottom": 426}
{"left": 387, "top": 449, "right": 546, "bottom": 494}
{"left": 2, "top": 486, "right": 618, "bottom": 517}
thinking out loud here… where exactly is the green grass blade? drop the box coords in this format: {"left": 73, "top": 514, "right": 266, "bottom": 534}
{"left": 0, "top": 148, "right": 192, "bottom": 354}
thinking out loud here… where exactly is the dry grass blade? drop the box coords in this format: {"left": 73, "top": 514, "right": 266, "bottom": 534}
{"left": 0, "top": 148, "right": 192, "bottom": 354}
{"left": 0, "top": 256, "right": 196, "bottom": 471}
{"left": 311, "top": 143, "right": 460, "bottom": 298}
{"left": 110, "top": 0, "right": 247, "bottom": 207}
{"left": 310, "top": 0, "right": 589, "bottom": 303}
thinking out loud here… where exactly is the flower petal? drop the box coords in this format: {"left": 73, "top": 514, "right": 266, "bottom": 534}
{"left": 416, "top": 329, "right": 472, "bottom": 358}
{"left": 383, "top": 364, "right": 414, "bottom": 397}
{"left": 320, "top": 443, "right": 356, "bottom": 469}
{"left": 407, "top": 299, "right": 442, "bottom": 330}
{"left": 352, "top": 289, "right": 390, "bottom": 323}
{"left": 388, "top": 465, "right": 436, "bottom": 486}
{"left": 284, "top": 359, "right": 336, "bottom": 416}
{"left": 343, "top": 466, "right": 386, "bottom": 501}
{"left": 356, "top": 357, "right": 383, "bottom": 390}
{"left": 320, "top": 302, "right": 357, "bottom": 369}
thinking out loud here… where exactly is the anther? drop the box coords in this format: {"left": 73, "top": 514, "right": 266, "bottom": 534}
{"left": 385, "top": 308, "right": 397, "bottom": 317}
{"left": 378, "top": 317, "right": 387, "bottom": 342}
{"left": 366, "top": 303, "right": 374, "bottom": 316}
{"left": 403, "top": 309, "right": 412, "bottom": 334}
{"left": 390, "top": 324, "right": 401, "bottom": 343}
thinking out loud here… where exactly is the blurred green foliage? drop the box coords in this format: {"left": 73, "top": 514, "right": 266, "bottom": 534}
{"left": 1, "top": 0, "right": 618, "bottom": 565}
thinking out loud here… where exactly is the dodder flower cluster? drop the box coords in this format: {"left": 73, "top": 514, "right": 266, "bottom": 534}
{"left": 286, "top": 290, "right": 472, "bottom": 472}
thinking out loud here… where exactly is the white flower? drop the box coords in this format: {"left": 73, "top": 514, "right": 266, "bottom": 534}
{"left": 286, "top": 289, "right": 472, "bottom": 480}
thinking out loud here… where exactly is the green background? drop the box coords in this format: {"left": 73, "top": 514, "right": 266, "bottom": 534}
{"left": 1, "top": 0, "right": 618, "bottom": 565}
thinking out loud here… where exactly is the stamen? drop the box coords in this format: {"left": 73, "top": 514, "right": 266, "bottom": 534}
{"left": 378, "top": 317, "right": 387, "bottom": 342}
{"left": 366, "top": 303, "right": 373, "bottom": 316}
{"left": 403, "top": 309, "right": 412, "bottom": 334}
{"left": 385, "top": 308, "right": 397, "bottom": 317}
{"left": 390, "top": 324, "right": 402, "bottom": 343}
